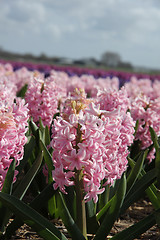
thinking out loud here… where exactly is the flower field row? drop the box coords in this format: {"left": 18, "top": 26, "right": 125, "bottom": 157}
{"left": 1, "top": 59, "right": 160, "bottom": 85}
{"left": 0, "top": 61, "right": 160, "bottom": 239}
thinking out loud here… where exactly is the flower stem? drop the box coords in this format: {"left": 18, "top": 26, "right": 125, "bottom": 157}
{"left": 75, "top": 170, "right": 87, "bottom": 239}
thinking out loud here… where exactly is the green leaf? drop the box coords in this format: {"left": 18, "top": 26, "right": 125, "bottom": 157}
{"left": 45, "top": 125, "right": 51, "bottom": 146}
{"left": 1, "top": 159, "right": 16, "bottom": 194}
{"left": 149, "top": 126, "right": 159, "bottom": 150}
{"left": 48, "top": 195, "right": 60, "bottom": 218}
{"left": 0, "top": 159, "right": 16, "bottom": 232}
{"left": 40, "top": 140, "right": 54, "bottom": 183}
{"left": 96, "top": 197, "right": 112, "bottom": 222}
{"left": 13, "top": 152, "right": 43, "bottom": 200}
{"left": 97, "top": 178, "right": 130, "bottom": 222}
{"left": 57, "top": 192, "right": 86, "bottom": 240}
{"left": 120, "top": 168, "right": 157, "bottom": 214}
{"left": 149, "top": 126, "right": 160, "bottom": 189}
{"left": 29, "top": 181, "right": 56, "bottom": 210}
{"left": 86, "top": 200, "right": 99, "bottom": 234}
{"left": 16, "top": 84, "right": 28, "bottom": 98}
{"left": 141, "top": 169, "right": 160, "bottom": 210}
{"left": 63, "top": 186, "right": 76, "bottom": 220}
{"left": 127, "top": 150, "right": 148, "bottom": 195}
{"left": 16, "top": 136, "right": 36, "bottom": 174}
{"left": 128, "top": 157, "right": 160, "bottom": 210}
{"left": 98, "top": 184, "right": 110, "bottom": 210}
{"left": 93, "top": 174, "right": 126, "bottom": 240}
{"left": 29, "top": 118, "right": 38, "bottom": 132}
{"left": 111, "top": 209, "right": 160, "bottom": 240}
{"left": 145, "top": 186, "right": 160, "bottom": 210}
{"left": 29, "top": 119, "right": 39, "bottom": 143}
{"left": 5, "top": 182, "right": 57, "bottom": 239}
{"left": 39, "top": 117, "right": 46, "bottom": 143}
{"left": 0, "top": 192, "right": 68, "bottom": 240}
{"left": 134, "top": 119, "right": 139, "bottom": 136}
{"left": 39, "top": 117, "right": 45, "bottom": 132}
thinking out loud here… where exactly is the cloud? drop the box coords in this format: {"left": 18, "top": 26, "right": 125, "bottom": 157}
{"left": 0, "top": 0, "right": 160, "bottom": 68}
{"left": 6, "top": 0, "right": 45, "bottom": 23}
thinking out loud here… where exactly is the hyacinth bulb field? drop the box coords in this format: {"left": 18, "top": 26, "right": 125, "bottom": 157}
{"left": 0, "top": 62, "right": 160, "bottom": 239}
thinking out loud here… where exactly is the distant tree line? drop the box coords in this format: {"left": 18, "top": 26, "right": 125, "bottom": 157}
{"left": 101, "top": 51, "right": 133, "bottom": 69}
{"left": 0, "top": 47, "right": 133, "bottom": 70}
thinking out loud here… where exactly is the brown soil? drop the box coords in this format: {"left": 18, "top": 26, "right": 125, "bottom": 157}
{"left": 109, "top": 199, "right": 160, "bottom": 240}
{"left": 10, "top": 199, "right": 160, "bottom": 240}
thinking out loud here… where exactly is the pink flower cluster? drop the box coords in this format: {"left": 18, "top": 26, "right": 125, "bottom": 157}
{"left": 95, "top": 87, "right": 134, "bottom": 181}
{"left": 50, "top": 89, "right": 135, "bottom": 203}
{"left": 14, "top": 67, "right": 43, "bottom": 92}
{"left": 129, "top": 95, "right": 160, "bottom": 161}
{"left": 25, "top": 76, "right": 66, "bottom": 127}
{"left": 0, "top": 63, "right": 40, "bottom": 94}
{"left": 24, "top": 70, "right": 119, "bottom": 129}
{"left": 66, "top": 74, "right": 119, "bottom": 98}
{"left": 0, "top": 96, "right": 29, "bottom": 190}
{"left": 49, "top": 70, "right": 119, "bottom": 98}
{"left": 124, "top": 77, "right": 160, "bottom": 161}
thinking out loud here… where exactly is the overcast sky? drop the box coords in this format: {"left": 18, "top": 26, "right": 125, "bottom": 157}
{"left": 0, "top": 0, "right": 160, "bottom": 69}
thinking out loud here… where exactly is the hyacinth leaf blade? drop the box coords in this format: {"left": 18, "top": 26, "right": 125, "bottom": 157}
{"left": 140, "top": 171, "right": 160, "bottom": 210}
{"left": 98, "top": 184, "right": 110, "bottom": 210}
{"left": 29, "top": 119, "right": 39, "bottom": 144}
{"left": 86, "top": 200, "right": 99, "bottom": 234}
{"left": 62, "top": 186, "right": 76, "bottom": 221}
{"left": 13, "top": 152, "right": 43, "bottom": 200}
{"left": 45, "top": 125, "right": 51, "bottom": 146}
{"left": 128, "top": 157, "right": 160, "bottom": 210}
{"left": 121, "top": 167, "right": 157, "bottom": 212}
{"left": 5, "top": 182, "right": 58, "bottom": 239}
{"left": 93, "top": 173, "right": 126, "bottom": 240}
{"left": 149, "top": 126, "right": 160, "bottom": 191}
{"left": 16, "top": 135, "right": 36, "bottom": 174}
{"left": 0, "top": 159, "right": 16, "bottom": 232}
{"left": 40, "top": 140, "right": 54, "bottom": 181}
{"left": 145, "top": 185, "right": 160, "bottom": 210}
{"left": 40, "top": 140, "right": 57, "bottom": 217}
{"left": 0, "top": 192, "right": 68, "bottom": 240}
{"left": 134, "top": 119, "right": 139, "bottom": 136}
{"left": 38, "top": 117, "right": 51, "bottom": 146}
{"left": 39, "top": 117, "right": 46, "bottom": 143}
{"left": 16, "top": 83, "right": 28, "bottom": 98}
{"left": 141, "top": 126, "right": 160, "bottom": 228}
{"left": 29, "top": 118, "right": 39, "bottom": 133}
{"left": 39, "top": 117, "right": 45, "bottom": 132}
{"left": 126, "top": 149, "right": 148, "bottom": 195}
{"left": 96, "top": 195, "right": 112, "bottom": 221}
{"left": 96, "top": 179, "right": 129, "bottom": 221}
{"left": 47, "top": 195, "right": 60, "bottom": 219}
{"left": 120, "top": 168, "right": 157, "bottom": 214}
{"left": 1, "top": 159, "right": 16, "bottom": 195}
{"left": 29, "top": 181, "right": 57, "bottom": 211}
{"left": 110, "top": 208, "right": 160, "bottom": 240}
{"left": 39, "top": 117, "right": 51, "bottom": 146}
{"left": 57, "top": 191, "right": 86, "bottom": 240}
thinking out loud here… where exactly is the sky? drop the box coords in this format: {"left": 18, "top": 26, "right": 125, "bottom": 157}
{"left": 0, "top": 0, "right": 160, "bottom": 69}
